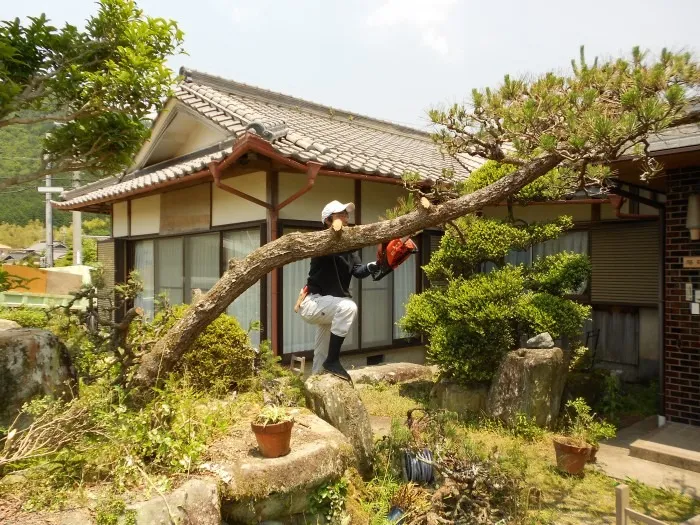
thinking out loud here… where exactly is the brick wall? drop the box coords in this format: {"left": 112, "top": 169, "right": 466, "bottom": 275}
{"left": 665, "top": 167, "right": 700, "bottom": 426}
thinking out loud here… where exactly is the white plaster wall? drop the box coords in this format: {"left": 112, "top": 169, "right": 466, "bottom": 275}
{"left": 130, "top": 195, "right": 161, "bottom": 236}
{"left": 212, "top": 173, "right": 267, "bottom": 225}
{"left": 360, "top": 182, "right": 409, "bottom": 223}
{"left": 112, "top": 201, "right": 128, "bottom": 237}
{"left": 172, "top": 122, "right": 226, "bottom": 158}
{"left": 278, "top": 173, "right": 354, "bottom": 222}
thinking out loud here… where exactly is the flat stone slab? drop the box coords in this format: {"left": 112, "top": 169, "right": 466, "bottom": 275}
{"left": 202, "top": 411, "right": 353, "bottom": 523}
{"left": 127, "top": 478, "right": 220, "bottom": 525}
{"left": 595, "top": 417, "right": 700, "bottom": 498}
{"left": 348, "top": 363, "right": 434, "bottom": 385}
{"left": 629, "top": 422, "right": 700, "bottom": 473}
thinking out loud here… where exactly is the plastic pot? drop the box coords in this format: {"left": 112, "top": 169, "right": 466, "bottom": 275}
{"left": 552, "top": 436, "right": 591, "bottom": 475}
{"left": 402, "top": 448, "right": 434, "bottom": 484}
{"left": 251, "top": 420, "right": 294, "bottom": 458}
{"left": 387, "top": 506, "right": 404, "bottom": 523}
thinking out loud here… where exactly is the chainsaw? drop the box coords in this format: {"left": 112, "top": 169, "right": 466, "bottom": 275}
{"left": 371, "top": 237, "right": 418, "bottom": 281}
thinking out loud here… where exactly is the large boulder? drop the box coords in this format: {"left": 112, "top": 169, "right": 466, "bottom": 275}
{"left": 348, "top": 363, "right": 434, "bottom": 385}
{"left": 430, "top": 378, "right": 489, "bottom": 416}
{"left": 204, "top": 412, "right": 353, "bottom": 523}
{"left": 0, "top": 328, "right": 77, "bottom": 427}
{"left": 487, "top": 347, "right": 567, "bottom": 428}
{"left": 304, "top": 375, "right": 374, "bottom": 478}
{"left": 127, "top": 478, "right": 221, "bottom": 525}
{"left": 0, "top": 319, "right": 21, "bottom": 331}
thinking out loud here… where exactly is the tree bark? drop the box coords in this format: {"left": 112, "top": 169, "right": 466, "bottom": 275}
{"left": 131, "top": 154, "right": 562, "bottom": 390}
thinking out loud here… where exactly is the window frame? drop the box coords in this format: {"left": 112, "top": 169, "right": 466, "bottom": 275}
{"left": 278, "top": 219, "right": 421, "bottom": 359}
{"left": 127, "top": 221, "right": 267, "bottom": 338}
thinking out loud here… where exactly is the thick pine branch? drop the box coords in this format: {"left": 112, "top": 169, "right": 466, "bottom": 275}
{"left": 131, "top": 154, "right": 561, "bottom": 389}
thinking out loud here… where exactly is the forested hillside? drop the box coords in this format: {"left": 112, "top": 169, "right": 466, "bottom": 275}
{"left": 0, "top": 123, "right": 112, "bottom": 248}
{"left": 0, "top": 121, "right": 73, "bottom": 227}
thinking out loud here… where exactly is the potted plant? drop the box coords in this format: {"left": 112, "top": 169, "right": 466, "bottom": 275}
{"left": 251, "top": 404, "right": 294, "bottom": 458}
{"left": 553, "top": 398, "right": 609, "bottom": 475}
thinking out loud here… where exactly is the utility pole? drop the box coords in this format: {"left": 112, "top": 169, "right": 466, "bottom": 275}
{"left": 72, "top": 173, "right": 82, "bottom": 265}
{"left": 38, "top": 177, "right": 64, "bottom": 268}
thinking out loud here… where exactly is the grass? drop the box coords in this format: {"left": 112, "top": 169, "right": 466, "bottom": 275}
{"left": 357, "top": 382, "right": 700, "bottom": 525}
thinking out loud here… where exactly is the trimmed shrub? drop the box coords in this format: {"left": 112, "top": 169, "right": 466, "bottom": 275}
{"left": 0, "top": 306, "right": 48, "bottom": 328}
{"left": 400, "top": 215, "right": 591, "bottom": 385}
{"left": 135, "top": 305, "right": 255, "bottom": 391}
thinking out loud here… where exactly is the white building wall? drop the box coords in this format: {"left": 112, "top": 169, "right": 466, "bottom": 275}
{"left": 212, "top": 173, "right": 267, "bottom": 225}
{"left": 112, "top": 201, "right": 129, "bottom": 237}
{"left": 278, "top": 173, "right": 354, "bottom": 222}
{"left": 172, "top": 123, "right": 225, "bottom": 158}
{"left": 130, "top": 195, "right": 161, "bottom": 236}
{"left": 360, "top": 182, "right": 408, "bottom": 223}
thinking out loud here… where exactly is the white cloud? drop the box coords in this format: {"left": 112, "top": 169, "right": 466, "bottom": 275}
{"left": 209, "top": 0, "right": 258, "bottom": 25}
{"left": 366, "top": 0, "right": 457, "bottom": 56}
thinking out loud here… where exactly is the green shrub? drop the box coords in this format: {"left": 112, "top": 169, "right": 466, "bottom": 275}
{"left": 401, "top": 214, "right": 591, "bottom": 384}
{"left": 0, "top": 306, "right": 48, "bottom": 328}
{"left": 134, "top": 305, "right": 255, "bottom": 392}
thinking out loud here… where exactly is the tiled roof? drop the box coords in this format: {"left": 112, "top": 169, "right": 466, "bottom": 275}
{"left": 174, "top": 69, "right": 481, "bottom": 180}
{"left": 56, "top": 68, "right": 481, "bottom": 209}
{"left": 55, "top": 144, "right": 232, "bottom": 208}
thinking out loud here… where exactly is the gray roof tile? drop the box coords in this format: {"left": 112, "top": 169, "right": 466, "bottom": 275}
{"left": 57, "top": 68, "right": 487, "bottom": 208}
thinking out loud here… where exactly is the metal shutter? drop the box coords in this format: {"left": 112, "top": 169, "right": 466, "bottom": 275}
{"left": 590, "top": 222, "right": 660, "bottom": 305}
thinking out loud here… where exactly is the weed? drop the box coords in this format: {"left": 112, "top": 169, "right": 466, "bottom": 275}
{"left": 96, "top": 495, "right": 136, "bottom": 525}
{"left": 309, "top": 478, "right": 348, "bottom": 524}
{"left": 511, "top": 412, "right": 546, "bottom": 442}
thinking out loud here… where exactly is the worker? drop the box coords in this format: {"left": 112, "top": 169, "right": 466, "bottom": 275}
{"left": 296, "top": 200, "right": 378, "bottom": 382}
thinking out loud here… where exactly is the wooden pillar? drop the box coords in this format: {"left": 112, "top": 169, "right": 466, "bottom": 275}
{"left": 266, "top": 170, "right": 279, "bottom": 354}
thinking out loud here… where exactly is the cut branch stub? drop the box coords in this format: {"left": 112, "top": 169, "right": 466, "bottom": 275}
{"left": 420, "top": 196, "right": 431, "bottom": 209}
{"left": 332, "top": 218, "right": 344, "bottom": 232}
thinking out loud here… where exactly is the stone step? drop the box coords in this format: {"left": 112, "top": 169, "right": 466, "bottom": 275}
{"left": 348, "top": 362, "right": 435, "bottom": 385}
{"left": 629, "top": 422, "right": 700, "bottom": 473}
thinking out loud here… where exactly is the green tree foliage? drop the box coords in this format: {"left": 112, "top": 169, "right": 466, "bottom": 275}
{"left": 82, "top": 217, "right": 111, "bottom": 236}
{"left": 459, "top": 160, "right": 572, "bottom": 202}
{"left": 431, "top": 47, "right": 700, "bottom": 184}
{"left": 0, "top": 0, "right": 184, "bottom": 190}
{"left": 54, "top": 237, "right": 98, "bottom": 266}
{"left": 400, "top": 214, "right": 591, "bottom": 384}
{"left": 0, "top": 219, "right": 44, "bottom": 248}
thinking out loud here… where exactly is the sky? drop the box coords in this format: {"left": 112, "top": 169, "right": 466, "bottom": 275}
{"left": 3, "top": 0, "right": 700, "bottom": 129}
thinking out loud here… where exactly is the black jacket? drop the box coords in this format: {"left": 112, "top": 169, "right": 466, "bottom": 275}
{"left": 306, "top": 252, "right": 371, "bottom": 298}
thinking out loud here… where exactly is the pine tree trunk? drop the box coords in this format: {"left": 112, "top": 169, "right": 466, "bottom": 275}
{"left": 131, "top": 155, "right": 561, "bottom": 390}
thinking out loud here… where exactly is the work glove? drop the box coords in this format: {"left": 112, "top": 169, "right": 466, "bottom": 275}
{"left": 367, "top": 261, "right": 379, "bottom": 274}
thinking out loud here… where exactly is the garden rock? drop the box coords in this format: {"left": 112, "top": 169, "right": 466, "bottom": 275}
{"left": 487, "top": 347, "right": 567, "bottom": 427}
{"left": 127, "top": 478, "right": 221, "bottom": 525}
{"left": 304, "top": 374, "right": 374, "bottom": 478}
{"left": 525, "top": 332, "right": 555, "bottom": 349}
{"left": 429, "top": 378, "right": 489, "bottom": 416}
{"left": 0, "top": 319, "right": 21, "bottom": 330}
{"left": 206, "top": 412, "right": 354, "bottom": 523}
{"left": 348, "top": 362, "right": 434, "bottom": 385}
{"left": 0, "top": 328, "right": 77, "bottom": 428}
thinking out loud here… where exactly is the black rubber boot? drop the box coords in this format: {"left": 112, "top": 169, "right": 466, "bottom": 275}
{"left": 323, "top": 333, "right": 352, "bottom": 383}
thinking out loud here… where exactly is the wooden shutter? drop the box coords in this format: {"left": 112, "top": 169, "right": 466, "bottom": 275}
{"left": 590, "top": 222, "right": 660, "bottom": 305}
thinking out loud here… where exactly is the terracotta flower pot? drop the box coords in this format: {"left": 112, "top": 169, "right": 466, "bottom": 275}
{"left": 251, "top": 420, "right": 294, "bottom": 458}
{"left": 552, "top": 436, "right": 591, "bottom": 475}
{"left": 587, "top": 443, "right": 599, "bottom": 463}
